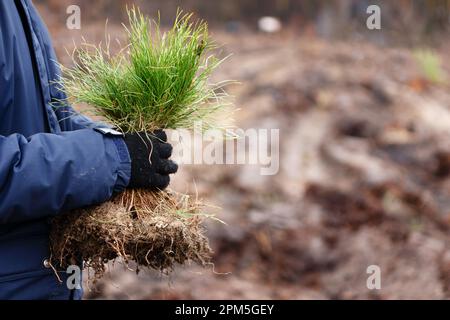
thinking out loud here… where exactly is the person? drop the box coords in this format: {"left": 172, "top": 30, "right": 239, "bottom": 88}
{"left": 0, "top": 0, "right": 178, "bottom": 299}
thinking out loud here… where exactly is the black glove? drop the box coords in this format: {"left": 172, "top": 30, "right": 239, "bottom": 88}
{"left": 123, "top": 130, "right": 178, "bottom": 190}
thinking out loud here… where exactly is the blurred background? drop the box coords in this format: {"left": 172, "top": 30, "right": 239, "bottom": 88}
{"left": 35, "top": 0, "right": 450, "bottom": 299}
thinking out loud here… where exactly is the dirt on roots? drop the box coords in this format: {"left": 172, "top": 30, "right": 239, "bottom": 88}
{"left": 50, "top": 189, "right": 213, "bottom": 280}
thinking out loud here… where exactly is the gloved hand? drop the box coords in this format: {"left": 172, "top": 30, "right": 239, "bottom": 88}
{"left": 123, "top": 130, "right": 178, "bottom": 190}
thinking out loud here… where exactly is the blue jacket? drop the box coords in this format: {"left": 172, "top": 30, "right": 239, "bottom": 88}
{"left": 0, "top": 0, "right": 131, "bottom": 299}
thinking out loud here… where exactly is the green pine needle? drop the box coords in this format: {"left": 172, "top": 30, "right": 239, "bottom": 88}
{"left": 58, "top": 7, "right": 231, "bottom": 133}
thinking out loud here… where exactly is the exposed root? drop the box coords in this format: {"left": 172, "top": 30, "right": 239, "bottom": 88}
{"left": 50, "top": 189, "right": 213, "bottom": 280}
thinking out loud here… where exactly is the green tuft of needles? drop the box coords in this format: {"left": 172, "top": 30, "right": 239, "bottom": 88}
{"left": 59, "top": 7, "right": 230, "bottom": 133}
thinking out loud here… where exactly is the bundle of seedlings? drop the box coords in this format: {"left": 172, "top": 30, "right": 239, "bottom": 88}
{"left": 50, "top": 8, "right": 230, "bottom": 279}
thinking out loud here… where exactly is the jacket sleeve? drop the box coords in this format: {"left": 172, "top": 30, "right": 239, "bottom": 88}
{"left": 24, "top": 2, "right": 110, "bottom": 133}
{"left": 0, "top": 129, "right": 131, "bottom": 225}
{"left": 54, "top": 103, "right": 113, "bottom": 132}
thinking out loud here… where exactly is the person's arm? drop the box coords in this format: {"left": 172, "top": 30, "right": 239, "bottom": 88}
{"left": 0, "top": 129, "right": 131, "bottom": 225}
{"left": 22, "top": 2, "right": 108, "bottom": 133}
{"left": 54, "top": 102, "right": 112, "bottom": 132}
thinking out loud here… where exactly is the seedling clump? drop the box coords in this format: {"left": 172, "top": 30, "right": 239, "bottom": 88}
{"left": 50, "top": 8, "right": 230, "bottom": 279}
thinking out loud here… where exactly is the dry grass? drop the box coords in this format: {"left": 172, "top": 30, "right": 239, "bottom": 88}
{"left": 50, "top": 189, "right": 212, "bottom": 279}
